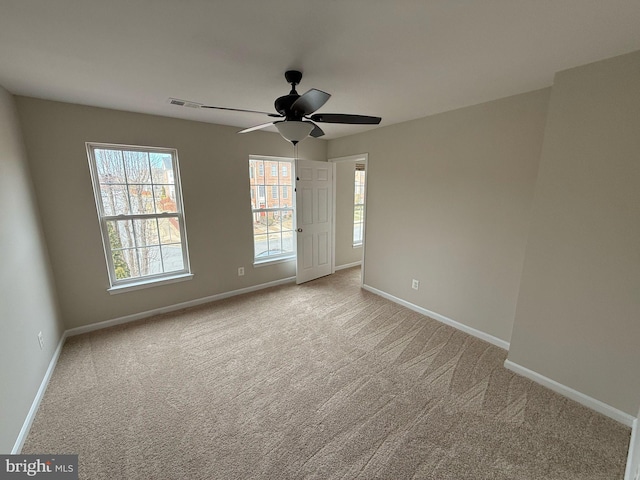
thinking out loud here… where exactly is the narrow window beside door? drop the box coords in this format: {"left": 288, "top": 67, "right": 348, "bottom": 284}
{"left": 353, "top": 164, "right": 365, "bottom": 246}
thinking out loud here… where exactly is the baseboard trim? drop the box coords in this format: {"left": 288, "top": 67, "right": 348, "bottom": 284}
{"left": 67, "top": 276, "right": 297, "bottom": 337}
{"left": 12, "top": 331, "right": 68, "bottom": 453}
{"left": 362, "top": 284, "right": 510, "bottom": 351}
{"left": 625, "top": 417, "right": 639, "bottom": 480}
{"left": 335, "top": 261, "right": 362, "bottom": 271}
{"left": 504, "top": 359, "right": 635, "bottom": 427}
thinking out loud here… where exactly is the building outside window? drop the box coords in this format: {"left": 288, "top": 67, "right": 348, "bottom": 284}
{"left": 86, "top": 143, "right": 191, "bottom": 290}
{"left": 249, "top": 156, "right": 295, "bottom": 262}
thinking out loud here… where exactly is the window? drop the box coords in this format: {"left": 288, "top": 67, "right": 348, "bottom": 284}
{"left": 282, "top": 165, "right": 288, "bottom": 177}
{"left": 353, "top": 164, "right": 365, "bottom": 246}
{"left": 249, "top": 156, "right": 295, "bottom": 262}
{"left": 86, "top": 143, "right": 191, "bottom": 291}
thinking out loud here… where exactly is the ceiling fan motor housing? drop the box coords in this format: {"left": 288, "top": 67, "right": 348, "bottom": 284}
{"left": 275, "top": 94, "right": 303, "bottom": 119}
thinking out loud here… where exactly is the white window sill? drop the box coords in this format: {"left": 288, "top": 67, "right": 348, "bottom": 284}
{"left": 353, "top": 243, "right": 363, "bottom": 248}
{"left": 108, "top": 273, "right": 194, "bottom": 295}
{"left": 253, "top": 256, "right": 296, "bottom": 268}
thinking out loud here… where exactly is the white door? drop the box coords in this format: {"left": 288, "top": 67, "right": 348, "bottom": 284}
{"left": 296, "top": 159, "right": 333, "bottom": 284}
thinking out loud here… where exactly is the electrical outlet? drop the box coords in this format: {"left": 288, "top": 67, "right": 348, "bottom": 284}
{"left": 37, "top": 331, "right": 44, "bottom": 350}
{"left": 411, "top": 279, "right": 420, "bottom": 290}
{"left": 238, "top": 267, "right": 245, "bottom": 276}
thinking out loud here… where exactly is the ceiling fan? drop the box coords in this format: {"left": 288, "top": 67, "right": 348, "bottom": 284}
{"left": 197, "top": 70, "right": 382, "bottom": 144}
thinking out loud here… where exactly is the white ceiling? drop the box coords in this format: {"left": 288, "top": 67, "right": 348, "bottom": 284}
{"left": 1, "top": 0, "right": 640, "bottom": 139}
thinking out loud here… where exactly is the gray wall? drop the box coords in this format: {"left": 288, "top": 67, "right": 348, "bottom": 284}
{"left": 15, "top": 98, "right": 326, "bottom": 329}
{"left": 6, "top": 48, "right": 640, "bottom": 453}
{"left": 333, "top": 157, "right": 364, "bottom": 268}
{"left": 508, "top": 51, "right": 640, "bottom": 416}
{"left": 327, "top": 89, "right": 550, "bottom": 343}
{"left": 0, "top": 87, "right": 64, "bottom": 452}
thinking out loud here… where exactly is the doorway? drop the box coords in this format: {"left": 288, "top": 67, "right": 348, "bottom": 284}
{"left": 329, "top": 154, "right": 368, "bottom": 286}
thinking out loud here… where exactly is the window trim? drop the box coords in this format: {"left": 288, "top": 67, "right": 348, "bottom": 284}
{"left": 107, "top": 272, "right": 194, "bottom": 295}
{"left": 86, "top": 142, "right": 192, "bottom": 290}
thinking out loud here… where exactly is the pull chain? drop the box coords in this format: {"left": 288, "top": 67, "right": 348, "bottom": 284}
{"left": 294, "top": 143, "right": 299, "bottom": 184}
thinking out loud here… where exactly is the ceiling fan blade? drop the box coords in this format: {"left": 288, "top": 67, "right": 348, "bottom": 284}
{"left": 308, "top": 122, "right": 325, "bottom": 138}
{"left": 309, "top": 113, "right": 381, "bottom": 125}
{"left": 238, "top": 122, "right": 275, "bottom": 134}
{"left": 201, "top": 105, "right": 281, "bottom": 117}
{"left": 291, "top": 89, "right": 331, "bottom": 115}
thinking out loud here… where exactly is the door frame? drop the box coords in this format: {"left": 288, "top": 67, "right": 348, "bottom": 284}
{"left": 328, "top": 153, "right": 369, "bottom": 287}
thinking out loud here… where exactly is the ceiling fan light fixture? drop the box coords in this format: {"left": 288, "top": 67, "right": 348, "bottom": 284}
{"left": 275, "top": 121, "right": 314, "bottom": 145}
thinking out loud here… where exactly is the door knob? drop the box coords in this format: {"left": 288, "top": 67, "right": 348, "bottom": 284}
{"left": 297, "top": 228, "right": 303, "bottom": 232}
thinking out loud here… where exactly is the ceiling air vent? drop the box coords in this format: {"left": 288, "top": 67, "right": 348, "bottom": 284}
{"left": 168, "top": 98, "right": 201, "bottom": 109}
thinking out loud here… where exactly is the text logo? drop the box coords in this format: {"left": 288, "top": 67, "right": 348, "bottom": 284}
{"left": 0, "top": 456, "right": 77, "bottom": 479}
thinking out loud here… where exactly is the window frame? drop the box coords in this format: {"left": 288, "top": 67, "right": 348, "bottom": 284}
{"left": 248, "top": 155, "right": 296, "bottom": 265}
{"left": 86, "top": 142, "right": 192, "bottom": 293}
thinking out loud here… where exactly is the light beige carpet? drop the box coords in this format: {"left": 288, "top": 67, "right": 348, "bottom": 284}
{"left": 23, "top": 267, "right": 630, "bottom": 479}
